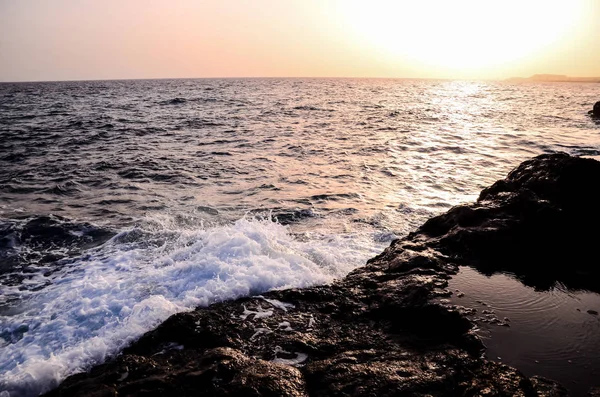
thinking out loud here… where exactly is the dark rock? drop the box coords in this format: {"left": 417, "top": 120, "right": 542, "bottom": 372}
{"left": 590, "top": 101, "right": 600, "bottom": 118}
{"left": 45, "top": 153, "right": 599, "bottom": 397}
{"left": 530, "top": 377, "right": 569, "bottom": 396}
{"left": 589, "top": 386, "right": 600, "bottom": 396}
{"left": 417, "top": 153, "right": 600, "bottom": 292}
{"left": 587, "top": 310, "right": 598, "bottom": 316}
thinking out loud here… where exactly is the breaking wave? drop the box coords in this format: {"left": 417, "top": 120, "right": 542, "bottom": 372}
{"left": 0, "top": 215, "right": 388, "bottom": 396}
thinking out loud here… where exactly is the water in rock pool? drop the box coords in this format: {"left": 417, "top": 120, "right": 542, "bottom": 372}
{"left": 0, "top": 78, "right": 599, "bottom": 396}
{"left": 447, "top": 267, "right": 600, "bottom": 397}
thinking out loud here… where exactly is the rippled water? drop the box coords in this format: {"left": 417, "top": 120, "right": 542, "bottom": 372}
{"left": 1, "top": 79, "right": 599, "bottom": 396}
{"left": 448, "top": 267, "right": 600, "bottom": 397}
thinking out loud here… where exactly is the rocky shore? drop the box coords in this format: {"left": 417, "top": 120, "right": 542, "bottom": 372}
{"left": 44, "top": 153, "right": 600, "bottom": 397}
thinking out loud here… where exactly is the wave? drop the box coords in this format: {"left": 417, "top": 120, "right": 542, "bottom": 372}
{"left": 292, "top": 105, "right": 334, "bottom": 112}
{"left": 0, "top": 215, "right": 386, "bottom": 396}
{"left": 159, "top": 97, "right": 187, "bottom": 105}
{"left": 158, "top": 97, "right": 226, "bottom": 106}
{"left": 0, "top": 215, "right": 114, "bottom": 281}
{"left": 310, "top": 192, "right": 361, "bottom": 201}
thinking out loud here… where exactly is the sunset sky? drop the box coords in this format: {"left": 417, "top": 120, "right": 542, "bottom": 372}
{"left": 1, "top": 0, "right": 599, "bottom": 82}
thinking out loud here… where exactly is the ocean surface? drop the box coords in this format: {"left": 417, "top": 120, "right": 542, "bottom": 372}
{"left": 1, "top": 78, "right": 599, "bottom": 396}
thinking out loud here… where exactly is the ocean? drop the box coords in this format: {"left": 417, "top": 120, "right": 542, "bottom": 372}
{"left": 1, "top": 78, "right": 599, "bottom": 396}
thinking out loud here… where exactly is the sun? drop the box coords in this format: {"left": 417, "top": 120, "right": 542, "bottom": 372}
{"left": 337, "top": 0, "right": 584, "bottom": 77}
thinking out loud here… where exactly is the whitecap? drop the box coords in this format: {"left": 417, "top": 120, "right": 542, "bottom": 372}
{"left": 0, "top": 216, "right": 385, "bottom": 396}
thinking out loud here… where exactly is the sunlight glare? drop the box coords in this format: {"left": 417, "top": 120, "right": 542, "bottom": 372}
{"left": 339, "top": 0, "right": 584, "bottom": 75}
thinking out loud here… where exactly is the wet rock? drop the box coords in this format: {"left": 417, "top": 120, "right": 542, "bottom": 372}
{"left": 589, "top": 386, "right": 600, "bottom": 396}
{"left": 46, "top": 153, "right": 597, "bottom": 397}
{"left": 420, "top": 153, "right": 600, "bottom": 292}
{"left": 590, "top": 101, "right": 600, "bottom": 118}
{"left": 530, "top": 376, "right": 569, "bottom": 396}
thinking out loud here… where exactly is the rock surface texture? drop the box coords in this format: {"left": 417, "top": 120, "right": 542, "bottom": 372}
{"left": 45, "top": 153, "right": 600, "bottom": 397}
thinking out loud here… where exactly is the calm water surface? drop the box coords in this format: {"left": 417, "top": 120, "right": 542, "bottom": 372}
{"left": 1, "top": 78, "right": 599, "bottom": 396}
{"left": 449, "top": 267, "right": 600, "bottom": 397}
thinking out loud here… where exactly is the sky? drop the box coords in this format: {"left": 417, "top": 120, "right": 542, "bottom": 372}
{"left": 1, "top": 0, "right": 599, "bottom": 82}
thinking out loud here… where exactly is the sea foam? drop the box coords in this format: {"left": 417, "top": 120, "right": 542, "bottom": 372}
{"left": 0, "top": 216, "right": 386, "bottom": 396}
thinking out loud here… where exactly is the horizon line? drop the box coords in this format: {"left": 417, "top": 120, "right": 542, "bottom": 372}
{"left": 0, "top": 76, "right": 498, "bottom": 84}
{"left": 1, "top": 75, "right": 599, "bottom": 84}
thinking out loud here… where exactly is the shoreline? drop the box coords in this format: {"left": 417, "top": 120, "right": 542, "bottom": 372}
{"left": 35, "top": 153, "right": 600, "bottom": 396}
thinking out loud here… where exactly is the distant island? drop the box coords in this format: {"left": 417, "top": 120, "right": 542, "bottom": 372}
{"left": 507, "top": 74, "right": 600, "bottom": 83}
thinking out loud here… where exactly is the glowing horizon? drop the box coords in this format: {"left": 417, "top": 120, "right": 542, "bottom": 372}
{"left": 1, "top": 0, "right": 599, "bottom": 82}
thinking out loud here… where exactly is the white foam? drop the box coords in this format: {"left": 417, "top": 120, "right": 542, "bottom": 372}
{"left": 239, "top": 305, "right": 274, "bottom": 320}
{"left": 271, "top": 346, "right": 308, "bottom": 366}
{"left": 277, "top": 321, "right": 293, "bottom": 331}
{"left": 256, "top": 296, "right": 295, "bottom": 312}
{"left": 250, "top": 327, "right": 272, "bottom": 341}
{"left": 307, "top": 315, "right": 315, "bottom": 329}
{"left": 0, "top": 216, "right": 386, "bottom": 397}
{"left": 272, "top": 352, "right": 308, "bottom": 366}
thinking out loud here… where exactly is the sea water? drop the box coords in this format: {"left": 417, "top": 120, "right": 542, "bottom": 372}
{"left": 1, "top": 78, "right": 599, "bottom": 396}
